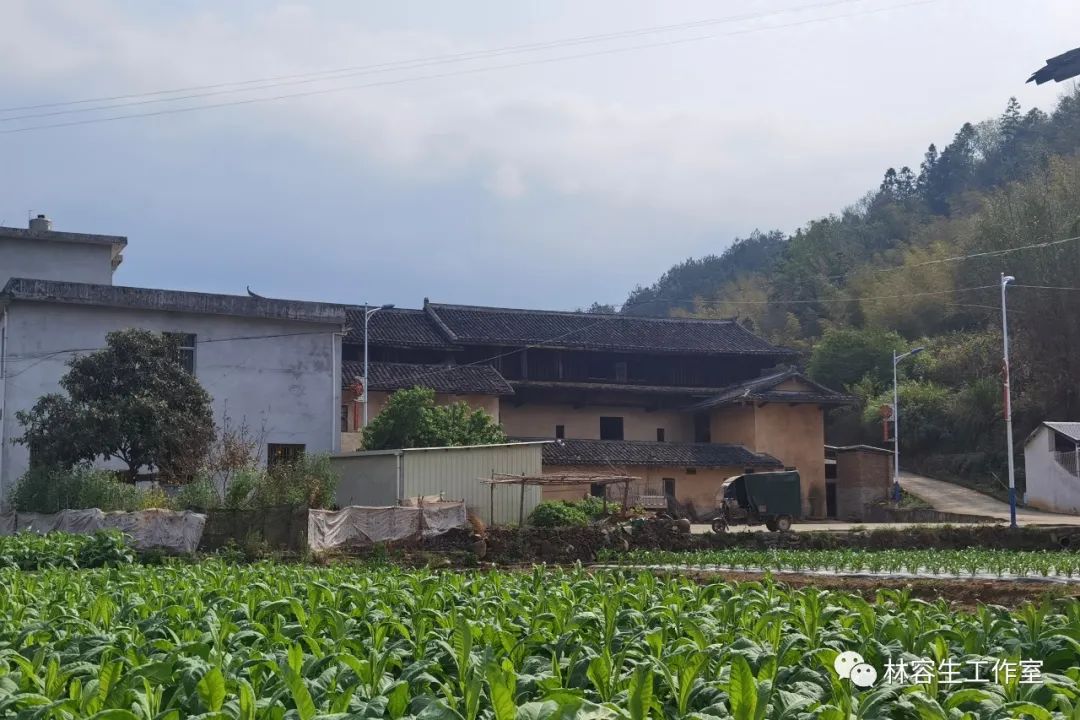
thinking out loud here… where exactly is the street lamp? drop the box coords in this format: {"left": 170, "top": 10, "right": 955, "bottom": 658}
{"left": 1001, "top": 273, "right": 1017, "bottom": 528}
{"left": 892, "top": 345, "right": 925, "bottom": 502}
{"left": 362, "top": 303, "right": 394, "bottom": 428}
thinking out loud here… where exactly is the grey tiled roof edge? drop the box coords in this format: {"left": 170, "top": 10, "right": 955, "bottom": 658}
{"left": 0, "top": 226, "right": 127, "bottom": 249}
{"left": 342, "top": 360, "right": 513, "bottom": 395}
{"left": 2, "top": 278, "right": 346, "bottom": 324}
{"left": 541, "top": 437, "right": 783, "bottom": 468}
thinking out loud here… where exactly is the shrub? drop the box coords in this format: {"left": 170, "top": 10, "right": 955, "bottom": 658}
{"left": 252, "top": 454, "right": 338, "bottom": 509}
{"left": 11, "top": 466, "right": 145, "bottom": 513}
{"left": 528, "top": 501, "right": 589, "bottom": 528}
{"left": 171, "top": 475, "right": 221, "bottom": 511}
{"left": 577, "top": 495, "right": 621, "bottom": 519}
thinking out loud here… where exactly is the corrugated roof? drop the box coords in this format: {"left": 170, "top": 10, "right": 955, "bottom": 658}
{"left": 342, "top": 361, "right": 513, "bottom": 396}
{"left": 426, "top": 302, "right": 790, "bottom": 356}
{"left": 344, "top": 308, "right": 453, "bottom": 348}
{"left": 1045, "top": 422, "right": 1080, "bottom": 442}
{"left": 685, "top": 367, "right": 852, "bottom": 411}
{"left": 541, "top": 438, "right": 782, "bottom": 468}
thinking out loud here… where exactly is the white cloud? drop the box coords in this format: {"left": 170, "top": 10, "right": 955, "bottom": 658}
{"left": 4, "top": 0, "right": 1080, "bottom": 272}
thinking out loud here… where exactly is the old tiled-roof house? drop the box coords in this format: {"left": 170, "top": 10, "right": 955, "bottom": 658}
{"left": 341, "top": 300, "right": 849, "bottom": 517}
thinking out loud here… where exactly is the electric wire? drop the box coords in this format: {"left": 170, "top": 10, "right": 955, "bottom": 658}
{"left": 0, "top": 0, "right": 868, "bottom": 119}
{"left": 1, "top": 0, "right": 937, "bottom": 135}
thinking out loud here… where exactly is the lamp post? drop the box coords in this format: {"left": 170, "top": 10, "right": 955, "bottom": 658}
{"left": 362, "top": 303, "right": 394, "bottom": 428}
{"left": 1001, "top": 273, "right": 1017, "bottom": 528}
{"left": 892, "top": 345, "right": 925, "bottom": 502}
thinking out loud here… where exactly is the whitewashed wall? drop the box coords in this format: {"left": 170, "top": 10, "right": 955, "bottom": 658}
{"left": 1024, "top": 425, "right": 1080, "bottom": 514}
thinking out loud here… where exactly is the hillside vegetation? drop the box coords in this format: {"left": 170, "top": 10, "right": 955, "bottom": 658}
{"left": 621, "top": 90, "right": 1080, "bottom": 492}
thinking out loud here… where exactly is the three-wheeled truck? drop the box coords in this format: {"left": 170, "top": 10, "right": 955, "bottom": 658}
{"left": 711, "top": 470, "right": 802, "bottom": 532}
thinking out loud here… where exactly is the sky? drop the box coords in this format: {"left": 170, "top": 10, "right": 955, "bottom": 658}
{"left": 1, "top": 0, "right": 1078, "bottom": 311}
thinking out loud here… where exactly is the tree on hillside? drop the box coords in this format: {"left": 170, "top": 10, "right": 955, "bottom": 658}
{"left": 361, "top": 387, "right": 506, "bottom": 451}
{"left": 806, "top": 327, "right": 907, "bottom": 391}
{"left": 15, "top": 329, "right": 215, "bottom": 482}
{"left": 623, "top": 230, "right": 786, "bottom": 317}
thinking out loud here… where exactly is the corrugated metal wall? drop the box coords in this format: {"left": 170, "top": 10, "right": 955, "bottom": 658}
{"left": 403, "top": 444, "right": 543, "bottom": 525}
{"left": 332, "top": 453, "right": 399, "bottom": 507}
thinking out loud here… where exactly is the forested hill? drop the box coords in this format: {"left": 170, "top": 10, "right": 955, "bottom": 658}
{"left": 619, "top": 90, "right": 1080, "bottom": 491}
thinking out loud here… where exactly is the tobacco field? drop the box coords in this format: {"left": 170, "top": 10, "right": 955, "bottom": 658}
{"left": 1, "top": 560, "right": 1079, "bottom": 719}
{"left": 597, "top": 548, "right": 1080, "bottom": 580}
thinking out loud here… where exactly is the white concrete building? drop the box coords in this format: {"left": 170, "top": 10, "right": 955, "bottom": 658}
{"left": 0, "top": 217, "right": 345, "bottom": 502}
{"left": 1023, "top": 421, "right": 1080, "bottom": 514}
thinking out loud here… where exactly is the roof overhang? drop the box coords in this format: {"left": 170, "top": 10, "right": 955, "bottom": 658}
{"left": 1, "top": 278, "right": 346, "bottom": 325}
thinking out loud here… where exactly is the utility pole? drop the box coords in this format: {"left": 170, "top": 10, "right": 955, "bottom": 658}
{"left": 362, "top": 303, "right": 394, "bottom": 428}
{"left": 892, "top": 346, "right": 925, "bottom": 502}
{"left": 1001, "top": 273, "right": 1017, "bottom": 528}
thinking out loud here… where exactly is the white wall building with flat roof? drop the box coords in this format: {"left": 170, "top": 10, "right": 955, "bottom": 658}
{"left": 0, "top": 217, "right": 345, "bottom": 503}
{"left": 1024, "top": 421, "right": 1080, "bottom": 515}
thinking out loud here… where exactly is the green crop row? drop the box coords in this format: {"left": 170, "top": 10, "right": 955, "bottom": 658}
{"left": 0, "top": 562, "right": 1078, "bottom": 719}
{"left": 597, "top": 548, "right": 1080, "bottom": 579}
{"left": 0, "top": 531, "right": 134, "bottom": 571}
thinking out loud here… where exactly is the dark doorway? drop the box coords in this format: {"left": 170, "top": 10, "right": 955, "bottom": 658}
{"left": 693, "top": 413, "right": 711, "bottom": 443}
{"left": 826, "top": 481, "right": 837, "bottom": 519}
{"left": 663, "top": 478, "right": 677, "bottom": 513}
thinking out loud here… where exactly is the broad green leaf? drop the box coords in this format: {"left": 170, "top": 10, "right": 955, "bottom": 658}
{"left": 1003, "top": 701, "right": 1053, "bottom": 720}
{"left": 282, "top": 665, "right": 316, "bottom": 720}
{"left": 628, "top": 664, "right": 653, "bottom": 720}
{"left": 196, "top": 667, "right": 225, "bottom": 713}
{"left": 238, "top": 679, "right": 256, "bottom": 720}
{"left": 728, "top": 655, "right": 757, "bottom": 720}
{"left": 487, "top": 662, "right": 518, "bottom": 720}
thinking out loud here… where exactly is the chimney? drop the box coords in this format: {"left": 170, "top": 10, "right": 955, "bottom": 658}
{"left": 28, "top": 214, "right": 52, "bottom": 232}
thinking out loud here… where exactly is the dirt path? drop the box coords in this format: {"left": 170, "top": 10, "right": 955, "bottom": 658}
{"left": 900, "top": 472, "right": 1080, "bottom": 525}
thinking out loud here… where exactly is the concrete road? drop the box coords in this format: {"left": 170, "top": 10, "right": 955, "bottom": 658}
{"left": 900, "top": 472, "right": 1080, "bottom": 526}
{"left": 691, "top": 520, "right": 992, "bottom": 534}
{"left": 687, "top": 472, "right": 1080, "bottom": 533}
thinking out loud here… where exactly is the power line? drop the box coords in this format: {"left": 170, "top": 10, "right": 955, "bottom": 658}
{"left": 0, "top": 0, "right": 867, "bottom": 120}
{"left": 1013, "top": 283, "right": 1080, "bottom": 291}
{"left": 821, "top": 234, "right": 1080, "bottom": 282}
{"left": 1, "top": 0, "right": 938, "bottom": 135}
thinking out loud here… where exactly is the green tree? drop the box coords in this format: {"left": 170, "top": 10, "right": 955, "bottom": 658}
{"left": 361, "top": 387, "right": 506, "bottom": 450}
{"left": 806, "top": 327, "right": 907, "bottom": 391}
{"left": 861, "top": 380, "right": 953, "bottom": 456}
{"left": 15, "top": 329, "right": 215, "bottom": 482}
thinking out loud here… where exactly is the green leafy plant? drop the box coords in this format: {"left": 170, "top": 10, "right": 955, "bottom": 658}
{"left": 0, "top": 562, "right": 1075, "bottom": 717}
{"left": 528, "top": 500, "right": 589, "bottom": 527}
{"left": 11, "top": 465, "right": 153, "bottom": 513}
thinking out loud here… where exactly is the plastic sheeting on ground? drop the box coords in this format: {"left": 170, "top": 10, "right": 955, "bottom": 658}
{"left": 0, "top": 509, "right": 206, "bottom": 553}
{"left": 308, "top": 501, "right": 467, "bottom": 552}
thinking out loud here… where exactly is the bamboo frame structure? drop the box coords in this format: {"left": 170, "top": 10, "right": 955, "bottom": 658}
{"left": 480, "top": 472, "right": 639, "bottom": 525}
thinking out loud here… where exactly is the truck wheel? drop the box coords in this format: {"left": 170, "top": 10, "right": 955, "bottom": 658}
{"left": 711, "top": 516, "right": 728, "bottom": 533}
{"left": 765, "top": 519, "right": 778, "bottom": 532}
{"left": 775, "top": 515, "right": 793, "bottom": 532}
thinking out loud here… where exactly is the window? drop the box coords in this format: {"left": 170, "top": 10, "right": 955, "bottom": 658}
{"left": 685, "top": 468, "right": 696, "bottom": 475}
{"left": 663, "top": 478, "right": 676, "bottom": 498}
{"left": 599, "top": 416, "right": 623, "bottom": 441}
{"left": 590, "top": 483, "right": 605, "bottom": 498}
{"left": 164, "top": 332, "right": 196, "bottom": 374}
{"left": 656, "top": 428, "right": 665, "bottom": 442}
{"left": 614, "top": 361, "right": 628, "bottom": 382}
{"left": 341, "top": 405, "right": 350, "bottom": 432}
{"left": 268, "top": 443, "right": 305, "bottom": 469}
{"left": 555, "top": 424, "right": 565, "bottom": 439}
